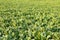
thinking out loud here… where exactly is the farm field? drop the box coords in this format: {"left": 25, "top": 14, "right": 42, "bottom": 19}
{"left": 0, "top": 0, "right": 60, "bottom": 40}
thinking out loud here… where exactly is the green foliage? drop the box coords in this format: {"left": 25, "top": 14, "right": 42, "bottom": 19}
{"left": 0, "top": 0, "right": 60, "bottom": 40}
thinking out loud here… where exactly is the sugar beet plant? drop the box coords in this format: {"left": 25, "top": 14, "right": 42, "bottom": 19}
{"left": 0, "top": 0, "right": 60, "bottom": 40}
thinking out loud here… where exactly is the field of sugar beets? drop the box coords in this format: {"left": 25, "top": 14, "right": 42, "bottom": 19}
{"left": 0, "top": 0, "right": 60, "bottom": 40}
